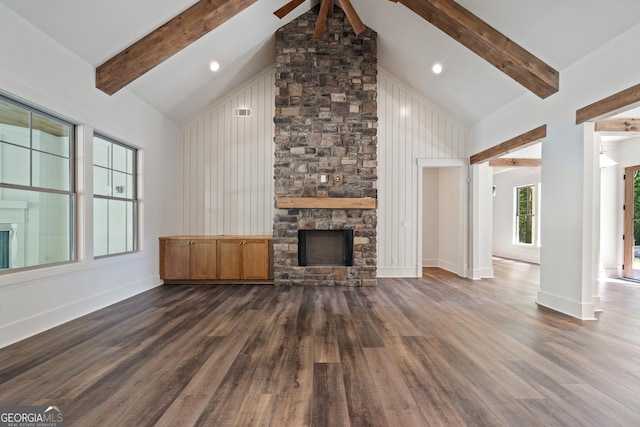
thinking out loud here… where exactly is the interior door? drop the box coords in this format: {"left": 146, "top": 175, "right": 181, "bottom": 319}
{"left": 623, "top": 165, "right": 640, "bottom": 280}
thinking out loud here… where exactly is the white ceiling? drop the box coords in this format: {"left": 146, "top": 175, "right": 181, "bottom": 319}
{"left": 3, "top": 0, "right": 640, "bottom": 125}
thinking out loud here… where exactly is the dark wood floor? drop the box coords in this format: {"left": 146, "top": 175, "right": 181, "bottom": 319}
{"left": 1, "top": 259, "right": 639, "bottom": 426}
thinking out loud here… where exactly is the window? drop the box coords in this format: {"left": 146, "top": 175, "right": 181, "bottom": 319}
{"left": 93, "top": 134, "right": 137, "bottom": 257}
{"left": 515, "top": 185, "right": 535, "bottom": 245}
{"left": 0, "top": 95, "right": 75, "bottom": 271}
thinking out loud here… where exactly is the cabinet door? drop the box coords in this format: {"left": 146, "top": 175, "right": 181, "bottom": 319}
{"left": 190, "top": 240, "right": 217, "bottom": 279}
{"left": 161, "top": 239, "right": 190, "bottom": 280}
{"left": 217, "top": 240, "right": 243, "bottom": 279}
{"left": 243, "top": 239, "right": 270, "bottom": 279}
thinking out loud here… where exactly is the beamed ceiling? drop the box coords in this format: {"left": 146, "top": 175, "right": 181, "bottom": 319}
{"left": 2, "top": 0, "right": 640, "bottom": 124}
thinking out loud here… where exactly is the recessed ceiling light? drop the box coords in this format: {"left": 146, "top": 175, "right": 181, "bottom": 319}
{"left": 432, "top": 63, "right": 443, "bottom": 74}
{"left": 209, "top": 61, "right": 220, "bottom": 72}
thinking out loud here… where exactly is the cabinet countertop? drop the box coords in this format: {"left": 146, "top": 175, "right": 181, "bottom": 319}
{"left": 160, "top": 235, "right": 273, "bottom": 240}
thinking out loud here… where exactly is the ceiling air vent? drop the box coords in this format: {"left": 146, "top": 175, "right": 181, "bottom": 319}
{"left": 234, "top": 108, "right": 252, "bottom": 118}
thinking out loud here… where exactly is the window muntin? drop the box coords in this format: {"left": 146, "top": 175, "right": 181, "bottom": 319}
{"left": 93, "top": 134, "right": 137, "bottom": 258}
{"left": 0, "top": 96, "right": 75, "bottom": 272}
{"left": 515, "top": 185, "right": 535, "bottom": 245}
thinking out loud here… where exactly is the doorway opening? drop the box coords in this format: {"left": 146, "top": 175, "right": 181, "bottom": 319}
{"left": 417, "top": 159, "right": 467, "bottom": 278}
{"left": 623, "top": 165, "right": 640, "bottom": 280}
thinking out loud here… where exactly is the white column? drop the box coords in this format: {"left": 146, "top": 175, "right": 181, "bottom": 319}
{"left": 538, "top": 123, "right": 599, "bottom": 319}
{"left": 470, "top": 163, "right": 494, "bottom": 279}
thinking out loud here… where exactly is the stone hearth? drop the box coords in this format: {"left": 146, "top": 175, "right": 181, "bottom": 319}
{"left": 272, "top": 6, "right": 378, "bottom": 286}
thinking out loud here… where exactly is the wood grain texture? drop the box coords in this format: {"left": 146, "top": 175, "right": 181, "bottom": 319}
{"left": 576, "top": 82, "right": 640, "bottom": 124}
{"left": 337, "top": 0, "right": 366, "bottom": 35}
{"left": 313, "top": 0, "right": 332, "bottom": 39}
{"left": 399, "top": 0, "right": 559, "bottom": 99}
{"left": 470, "top": 124, "right": 546, "bottom": 164}
{"left": 1, "top": 260, "right": 639, "bottom": 426}
{"left": 488, "top": 158, "right": 541, "bottom": 167}
{"left": 274, "top": 0, "right": 306, "bottom": 19}
{"left": 595, "top": 118, "right": 640, "bottom": 132}
{"left": 96, "top": 0, "right": 256, "bottom": 95}
{"left": 623, "top": 166, "right": 639, "bottom": 279}
{"left": 275, "top": 197, "right": 376, "bottom": 209}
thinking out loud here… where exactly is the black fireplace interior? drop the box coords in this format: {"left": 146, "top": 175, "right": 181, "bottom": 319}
{"left": 298, "top": 229, "right": 354, "bottom": 267}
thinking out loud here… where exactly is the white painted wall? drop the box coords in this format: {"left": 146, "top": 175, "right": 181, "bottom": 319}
{"left": 492, "top": 167, "right": 541, "bottom": 264}
{"left": 469, "top": 23, "right": 640, "bottom": 319}
{"left": 469, "top": 163, "right": 495, "bottom": 279}
{"left": 378, "top": 69, "right": 468, "bottom": 277}
{"left": 438, "top": 167, "right": 465, "bottom": 275}
{"left": 181, "top": 68, "right": 275, "bottom": 236}
{"left": 179, "top": 67, "right": 469, "bottom": 277}
{"left": 422, "top": 167, "right": 466, "bottom": 276}
{"left": 0, "top": 4, "right": 181, "bottom": 348}
{"left": 422, "top": 169, "right": 439, "bottom": 266}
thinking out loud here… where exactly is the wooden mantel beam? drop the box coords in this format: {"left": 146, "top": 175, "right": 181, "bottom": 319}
{"left": 489, "top": 158, "right": 541, "bottom": 167}
{"left": 96, "top": 0, "right": 255, "bottom": 95}
{"left": 470, "top": 125, "right": 546, "bottom": 164}
{"left": 398, "top": 0, "right": 559, "bottom": 99}
{"left": 595, "top": 118, "right": 640, "bottom": 133}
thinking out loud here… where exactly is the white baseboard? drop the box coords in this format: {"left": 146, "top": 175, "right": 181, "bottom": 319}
{"left": 438, "top": 260, "right": 462, "bottom": 276}
{"left": 536, "top": 290, "right": 597, "bottom": 320}
{"left": 0, "top": 275, "right": 162, "bottom": 349}
{"left": 377, "top": 268, "right": 420, "bottom": 278}
{"left": 471, "top": 268, "right": 494, "bottom": 280}
{"left": 422, "top": 259, "right": 438, "bottom": 267}
{"left": 599, "top": 268, "right": 619, "bottom": 279}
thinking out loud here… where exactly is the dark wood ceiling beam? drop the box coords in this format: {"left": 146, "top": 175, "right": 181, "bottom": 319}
{"left": 489, "top": 158, "right": 541, "bottom": 167}
{"left": 595, "top": 118, "right": 640, "bottom": 133}
{"left": 398, "top": 0, "right": 559, "bottom": 99}
{"left": 337, "top": 0, "right": 366, "bottom": 35}
{"left": 274, "top": 0, "right": 305, "bottom": 19}
{"left": 314, "top": 0, "right": 333, "bottom": 38}
{"left": 470, "top": 125, "right": 546, "bottom": 164}
{"left": 96, "top": 0, "right": 256, "bottom": 95}
{"left": 576, "top": 83, "right": 640, "bottom": 124}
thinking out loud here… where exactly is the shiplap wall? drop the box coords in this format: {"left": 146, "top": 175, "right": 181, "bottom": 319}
{"left": 180, "top": 67, "right": 467, "bottom": 276}
{"left": 378, "top": 69, "right": 468, "bottom": 277}
{"left": 181, "top": 68, "right": 275, "bottom": 235}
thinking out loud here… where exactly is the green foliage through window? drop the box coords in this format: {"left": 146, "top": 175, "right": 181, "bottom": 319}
{"left": 634, "top": 171, "right": 640, "bottom": 245}
{"left": 516, "top": 185, "right": 535, "bottom": 245}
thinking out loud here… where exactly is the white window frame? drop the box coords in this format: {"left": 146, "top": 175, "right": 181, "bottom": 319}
{"left": 92, "top": 133, "right": 138, "bottom": 258}
{"left": 514, "top": 184, "right": 536, "bottom": 246}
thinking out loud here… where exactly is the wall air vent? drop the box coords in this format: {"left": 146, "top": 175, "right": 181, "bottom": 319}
{"left": 234, "top": 108, "right": 252, "bottom": 118}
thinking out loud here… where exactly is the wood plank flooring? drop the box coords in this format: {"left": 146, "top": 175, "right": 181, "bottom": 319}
{"left": 1, "top": 259, "right": 639, "bottom": 426}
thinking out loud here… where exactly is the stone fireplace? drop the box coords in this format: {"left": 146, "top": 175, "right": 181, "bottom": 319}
{"left": 272, "top": 6, "right": 378, "bottom": 286}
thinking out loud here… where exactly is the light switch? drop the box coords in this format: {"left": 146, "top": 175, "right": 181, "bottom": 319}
{"left": 320, "top": 174, "right": 329, "bottom": 183}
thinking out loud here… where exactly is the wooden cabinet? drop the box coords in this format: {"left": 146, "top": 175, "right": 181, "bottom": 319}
{"left": 160, "top": 235, "right": 272, "bottom": 283}
{"left": 217, "top": 238, "right": 271, "bottom": 280}
{"left": 160, "top": 237, "right": 216, "bottom": 280}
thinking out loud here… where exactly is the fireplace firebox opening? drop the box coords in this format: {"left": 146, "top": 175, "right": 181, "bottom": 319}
{"left": 298, "top": 230, "right": 354, "bottom": 267}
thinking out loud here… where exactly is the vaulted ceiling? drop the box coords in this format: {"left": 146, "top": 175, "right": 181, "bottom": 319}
{"left": 3, "top": 0, "right": 640, "bottom": 125}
